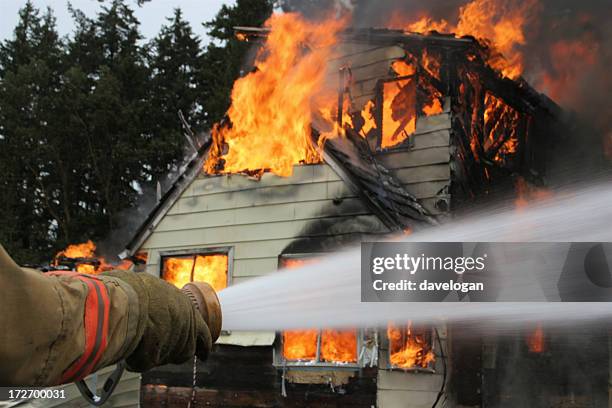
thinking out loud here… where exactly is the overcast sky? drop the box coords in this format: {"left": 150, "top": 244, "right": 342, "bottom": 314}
{"left": 0, "top": 0, "right": 234, "bottom": 43}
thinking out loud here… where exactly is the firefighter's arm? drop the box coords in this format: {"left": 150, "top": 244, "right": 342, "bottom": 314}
{"left": 0, "top": 245, "right": 212, "bottom": 387}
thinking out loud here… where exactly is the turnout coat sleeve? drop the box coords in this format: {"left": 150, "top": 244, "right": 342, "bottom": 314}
{"left": 0, "top": 244, "right": 143, "bottom": 386}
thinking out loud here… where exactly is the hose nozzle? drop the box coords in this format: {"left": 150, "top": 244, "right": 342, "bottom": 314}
{"left": 181, "top": 282, "right": 222, "bottom": 342}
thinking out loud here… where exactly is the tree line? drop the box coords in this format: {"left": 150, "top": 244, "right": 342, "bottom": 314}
{"left": 0, "top": 0, "right": 273, "bottom": 263}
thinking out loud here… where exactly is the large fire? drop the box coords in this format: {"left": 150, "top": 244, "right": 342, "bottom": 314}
{"left": 205, "top": 13, "right": 346, "bottom": 177}
{"left": 202, "top": 0, "right": 596, "bottom": 183}
{"left": 281, "top": 257, "right": 357, "bottom": 363}
{"left": 321, "top": 329, "right": 357, "bottom": 363}
{"left": 388, "top": 322, "right": 435, "bottom": 369}
{"left": 283, "top": 330, "right": 318, "bottom": 361}
{"left": 393, "top": 0, "right": 539, "bottom": 79}
{"left": 203, "top": 0, "right": 546, "bottom": 175}
{"left": 162, "top": 254, "right": 228, "bottom": 291}
{"left": 53, "top": 240, "right": 134, "bottom": 274}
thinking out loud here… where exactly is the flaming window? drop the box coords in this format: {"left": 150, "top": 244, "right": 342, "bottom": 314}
{"left": 380, "top": 76, "right": 417, "bottom": 149}
{"left": 276, "top": 256, "right": 360, "bottom": 366}
{"left": 161, "top": 249, "right": 230, "bottom": 291}
{"left": 350, "top": 52, "right": 447, "bottom": 151}
{"left": 483, "top": 92, "right": 521, "bottom": 166}
{"left": 387, "top": 322, "right": 436, "bottom": 371}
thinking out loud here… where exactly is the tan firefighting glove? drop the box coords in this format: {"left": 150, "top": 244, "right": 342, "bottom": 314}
{"left": 101, "top": 270, "right": 213, "bottom": 372}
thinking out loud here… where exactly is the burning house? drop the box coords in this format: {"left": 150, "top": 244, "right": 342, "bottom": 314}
{"left": 110, "top": 9, "right": 589, "bottom": 406}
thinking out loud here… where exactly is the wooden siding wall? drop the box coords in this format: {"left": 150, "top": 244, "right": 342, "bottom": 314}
{"left": 329, "top": 44, "right": 406, "bottom": 111}
{"left": 329, "top": 43, "right": 452, "bottom": 217}
{"left": 137, "top": 44, "right": 452, "bottom": 407}
{"left": 140, "top": 164, "right": 389, "bottom": 282}
{"left": 376, "top": 107, "right": 452, "bottom": 216}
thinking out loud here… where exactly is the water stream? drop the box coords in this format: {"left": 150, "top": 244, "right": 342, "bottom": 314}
{"left": 218, "top": 182, "right": 612, "bottom": 332}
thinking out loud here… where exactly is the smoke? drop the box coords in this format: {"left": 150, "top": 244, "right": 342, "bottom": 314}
{"left": 469, "top": 325, "right": 609, "bottom": 407}
{"left": 97, "top": 183, "right": 158, "bottom": 262}
{"left": 98, "top": 131, "right": 210, "bottom": 262}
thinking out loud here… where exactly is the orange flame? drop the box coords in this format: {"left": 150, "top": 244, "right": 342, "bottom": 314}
{"left": 422, "top": 81, "right": 444, "bottom": 117}
{"left": 404, "top": 16, "right": 450, "bottom": 34}
{"left": 162, "top": 254, "right": 228, "bottom": 291}
{"left": 321, "top": 329, "right": 358, "bottom": 363}
{"left": 388, "top": 322, "right": 435, "bottom": 369}
{"left": 483, "top": 92, "right": 520, "bottom": 164}
{"left": 57, "top": 240, "right": 96, "bottom": 259}
{"left": 205, "top": 13, "right": 346, "bottom": 177}
{"left": 282, "top": 256, "right": 321, "bottom": 361}
{"left": 281, "top": 257, "right": 357, "bottom": 363}
{"left": 283, "top": 330, "right": 318, "bottom": 360}
{"left": 358, "top": 100, "right": 377, "bottom": 137}
{"left": 381, "top": 78, "right": 416, "bottom": 148}
{"left": 456, "top": 0, "right": 538, "bottom": 79}
{"left": 526, "top": 324, "right": 545, "bottom": 353}
{"left": 391, "top": 59, "right": 416, "bottom": 77}
{"left": 421, "top": 48, "right": 442, "bottom": 80}
{"left": 54, "top": 240, "right": 133, "bottom": 274}
{"left": 391, "top": 0, "right": 539, "bottom": 79}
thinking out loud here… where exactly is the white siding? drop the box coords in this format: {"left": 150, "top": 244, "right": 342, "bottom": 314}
{"left": 140, "top": 163, "right": 388, "bottom": 280}
{"left": 137, "top": 142, "right": 452, "bottom": 391}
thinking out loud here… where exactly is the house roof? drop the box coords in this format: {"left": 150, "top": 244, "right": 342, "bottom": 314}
{"left": 119, "top": 139, "right": 211, "bottom": 259}
{"left": 120, "top": 127, "right": 437, "bottom": 258}
{"left": 121, "top": 29, "right": 562, "bottom": 258}
{"left": 315, "top": 129, "right": 437, "bottom": 230}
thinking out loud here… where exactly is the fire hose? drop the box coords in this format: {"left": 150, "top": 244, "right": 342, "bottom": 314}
{"left": 75, "top": 281, "right": 222, "bottom": 406}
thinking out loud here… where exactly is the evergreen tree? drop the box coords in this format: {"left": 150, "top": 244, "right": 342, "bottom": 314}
{"left": 147, "top": 8, "right": 204, "bottom": 177}
{"left": 64, "top": 0, "right": 151, "bottom": 237}
{"left": 0, "top": 2, "right": 67, "bottom": 262}
{"left": 0, "top": 0, "right": 276, "bottom": 263}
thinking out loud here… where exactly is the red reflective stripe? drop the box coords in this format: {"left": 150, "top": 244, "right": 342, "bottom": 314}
{"left": 48, "top": 271, "right": 110, "bottom": 383}
{"left": 58, "top": 276, "right": 99, "bottom": 383}
{"left": 78, "top": 278, "right": 110, "bottom": 379}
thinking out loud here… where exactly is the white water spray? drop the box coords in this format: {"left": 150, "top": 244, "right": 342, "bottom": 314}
{"left": 218, "top": 182, "right": 612, "bottom": 331}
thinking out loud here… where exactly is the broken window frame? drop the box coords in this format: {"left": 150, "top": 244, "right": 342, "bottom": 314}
{"left": 382, "top": 323, "right": 437, "bottom": 373}
{"left": 272, "top": 253, "right": 364, "bottom": 369}
{"left": 157, "top": 246, "right": 234, "bottom": 289}
{"left": 368, "top": 74, "right": 446, "bottom": 152}
{"left": 480, "top": 90, "right": 529, "bottom": 172}
{"left": 373, "top": 74, "right": 418, "bottom": 151}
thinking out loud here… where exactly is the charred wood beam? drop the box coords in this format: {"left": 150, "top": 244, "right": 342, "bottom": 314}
{"left": 342, "top": 29, "right": 474, "bottom": 49}
{"left": 234, "top": 26, "right": 269, "bottom": 35}
{"left": 466, "top": 60, "right": 562, "bottom": 120}
{"left": 233, "top": 26, "right": 475, "bottom": 49}
{"left": 417, "top": 67, "right": 445, "bottom": 95}
{"left": 234, "top": 25, "right": 561, "bottom": 123}
{"left": 54, "top": 257, "right": 101, "bottom": 269}
{"left": 179, "top": 110, "right": 199, "bottom": 153}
